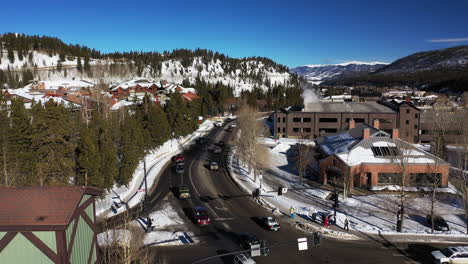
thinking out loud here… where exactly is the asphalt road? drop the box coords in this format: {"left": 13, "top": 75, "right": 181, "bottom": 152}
{"left": 149, "top": 124, "right": 445, "bottom": 264}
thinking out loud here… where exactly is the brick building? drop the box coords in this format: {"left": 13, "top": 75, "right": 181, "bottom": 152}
{"left": 273, "top": 99, "right": 421, "bottom": 143}
{"left": 316, "top": 122, "right": 449, "bottom": 189}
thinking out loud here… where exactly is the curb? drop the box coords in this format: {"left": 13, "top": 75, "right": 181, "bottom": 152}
{"left": 293, "top": 221, "right": 361, "bottom": 240}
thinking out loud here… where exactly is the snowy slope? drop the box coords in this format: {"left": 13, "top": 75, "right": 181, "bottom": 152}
{"left": 291, "top": 61, "right": 388, "bottom": 82}
{"left": 1, "top": 50, "right": 293, "bottom": 95}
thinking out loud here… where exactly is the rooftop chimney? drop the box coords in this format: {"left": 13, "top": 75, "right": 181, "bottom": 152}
{"left": 363, "top": 128, "right": 370, "bottom": 139}
{"left": 373, "top": 119, "right": 380, "bottom": 129}
{"left": 392, "top": 128, "right": 399, "bottom": 139}
{"left": 349, "top": 119, "right": 356, "bottom": 129}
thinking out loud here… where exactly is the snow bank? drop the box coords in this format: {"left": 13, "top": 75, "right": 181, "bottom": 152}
{"left": 96, "top": 120, "right": 214, "bottom": 219}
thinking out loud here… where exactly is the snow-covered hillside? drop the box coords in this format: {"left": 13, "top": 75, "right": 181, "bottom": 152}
{"left": 1, "top": 50, "right": 293, "bottom": 95}
{"left": 291, "top": 61, "right": 388, "bottom": 83}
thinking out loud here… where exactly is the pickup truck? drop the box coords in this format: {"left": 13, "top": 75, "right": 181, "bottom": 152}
{"left": 177, "top": 185, "right": 190, "bottom": 199}
{"left": 209, "top": 161, "right": 219, "bottom": 170}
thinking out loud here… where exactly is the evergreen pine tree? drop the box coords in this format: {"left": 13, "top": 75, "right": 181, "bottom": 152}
{"left": 84, "top": 55, "right": 90, "bottom": 72}
{"left": 7, "top": 48, "right": 14, "bottom": 63}
{"left": 77, "top": 126, "right": 102, "bottom": 187}
{"left": 31, "top": 100, "right": 75, "bottom": 186}
{"left": 77, "top": 57, "right": 82, "bottom": 71}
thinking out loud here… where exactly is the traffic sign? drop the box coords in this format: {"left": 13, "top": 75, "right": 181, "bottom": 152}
{"left": 298, "top": 237, "right": 308, "bottom": 251}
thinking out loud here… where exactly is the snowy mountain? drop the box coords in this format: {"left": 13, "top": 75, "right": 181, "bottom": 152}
{"left": 1, "top": 49, "right": 294, "bottom": 96}
{"left": 375, "top": 45, "right": 468, "bottom": 74}
{"left": 291, "top": 61, "right": 388, "bottom": 82}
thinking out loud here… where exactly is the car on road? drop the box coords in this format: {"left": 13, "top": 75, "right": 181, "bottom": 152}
{"left": 226, "top": 127, "right": 233, "bottom": 132}
{"left": 239, "top": 233, "right": 260, "bottom": 250}
{"left": 177, "top": 185, "right": 190, "bottom": 199}
{"left": 214, "top": 121, "right": 223, "bottom": 127}
{"left": 233, "top": 253, "right": 256, "bottom": 264}
{"left": 229, "top": 123, "right": 237, "bottom": 128}
{"left": 191, "top": 206, "right": 211, "bottom": 226}
{"left": 209, "top": 161, "right": 219, "bottom": 171}
{"left": 175, "top": 163, "right": 185, "bottom": 174}
{"left": 213, "top": 146, "right": 222, "bottom": 154}
{"left": 431, "top": 246, "right": 468, "bottom": 264}
{"left": 427, "top": 214, "right": 450, "bottom": 231}
{"left": 172, "top": 154, "right": 185, "bottom": 163}
{"left": 261, "top": 216, "right": 280, "bottom": 231}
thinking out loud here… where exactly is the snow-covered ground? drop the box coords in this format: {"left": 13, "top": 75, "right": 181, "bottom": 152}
{"left": 96, "top": 120, "right": 215, "bottom": 219}
{"left": 98, "top": 203, "right": 199, "bottom": 247}
{"left": 228, "top": 141, "right": 468, "bottom": 238}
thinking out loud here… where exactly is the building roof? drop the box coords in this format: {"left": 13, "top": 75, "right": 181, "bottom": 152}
{"left": 316, "top": 124, "right": 382, "bottom": 156}
{"left": 0, "top": 186, "right": 102, "bottom": 230}
{"left": 303, "top": 101, "right": 395, "bottom": 113}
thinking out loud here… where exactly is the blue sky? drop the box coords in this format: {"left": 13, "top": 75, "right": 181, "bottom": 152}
{"left": 1, "top": 0, "right": 468, "bottom": 67}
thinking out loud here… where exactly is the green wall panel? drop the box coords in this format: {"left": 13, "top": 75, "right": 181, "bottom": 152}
{"left": 85, "top": 203, "right": 94, "bottom": 220}
{"left": 70, "top": 215, "right": 94, "bottom": 264}
{"left": 79, "top": 194, "right": 91, "bottom": 206}
{"left": 0, "top": 233, "right": 53, "bottom": 264}
{"left": 66, "top": 218, "right": 76, "bottom": 246}
{"left": 32, "top": 231, "right": 57, "bottom": 254}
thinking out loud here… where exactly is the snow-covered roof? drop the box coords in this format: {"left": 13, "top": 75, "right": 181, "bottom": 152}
{"left": 27, "top": 80, "right": 94, "bottom": 90}
{"left": 111, "top": 79, "right": 158, "bottom": 91}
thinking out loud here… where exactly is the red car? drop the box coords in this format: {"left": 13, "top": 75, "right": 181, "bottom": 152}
{"left": 191, "top": 206, "right": 211, "bottom": 226}
{"left": 172, "top": 154, "right": 185, "bottom": 163}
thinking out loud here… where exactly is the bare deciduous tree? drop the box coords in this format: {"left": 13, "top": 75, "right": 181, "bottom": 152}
{"left": 235, "top": 105, "right": 269, "bottom": 182}
{"left": 454, "top": 109, "right": 468, "bottom": 234}
{"left": 294, "top": 137, "right": 314, "bottom": 183}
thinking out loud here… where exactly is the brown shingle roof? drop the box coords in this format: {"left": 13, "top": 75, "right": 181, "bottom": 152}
{"left": 0, "top": 186, "right": 102, "bottom": 230}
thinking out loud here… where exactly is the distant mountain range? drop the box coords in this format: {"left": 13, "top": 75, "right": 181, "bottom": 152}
{"left": 291, "top": 61, "right": 388, "bottom": 82}
{"left": 374, "top": 45, "right": 468, "bottom": 74}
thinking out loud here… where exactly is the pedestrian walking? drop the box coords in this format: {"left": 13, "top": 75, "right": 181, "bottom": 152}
{"left": 323, "top": 215, "right": 329, "bottom": 227}
{"left": 290, "top": 206, "right": 295, "bottom": 219}
{"left": 344, "top": 216, "right": 349, "bottom": 231}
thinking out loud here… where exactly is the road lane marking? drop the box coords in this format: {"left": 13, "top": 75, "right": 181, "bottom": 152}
{"left": 213, "top": 218, "right": 235, "bottom": 221}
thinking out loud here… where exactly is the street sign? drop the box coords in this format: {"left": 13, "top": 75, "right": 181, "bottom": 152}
{"left": 298, "top": 237, "right": 308, "bottom": 251}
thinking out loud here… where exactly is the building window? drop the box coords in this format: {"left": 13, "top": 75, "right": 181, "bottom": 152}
{"left": 371, "top": 146, "right": 400, "bottom": 157}
{"left": 378, "top": 173, "right": 399, "bottom": 185}
{"left": 410, "top": 173, "right": 442, "bottom": 186}
{"left": 277, "top": 127, "right": 280, "bottom": 133}
{"left": 283, "top": 117, "right": 286, "bottom": 122}
{"left": 293, "top": 118, "right": 302, "bottom": 122}
{"left": 354, "top": 118, "right": 365, "bottom": 123}
{"left": 405, "top": 120, "right": 409, "bottom": 125}
{"left": 319, "top": 128, "right": 338, "bottom": 133}
{"left": 415, "top": 114, "right": 418, "bottom": 118}
{"left": 303, "top": 128, "right": 311, "bottom": 132}
{"left": 319, "top": 118, "right": 338, "bottom": 123}
{"left": 406, "top": 109, "right": 410, "bottom": 114}
{"left": 278, "top": 117, "right": 281, "bottom": 123}
{"left": 414, "top": 124, "right": 417, "bottom": 129}
{"left": 303, "top": 118, "right": 312, "bottom": 122}
{"left": 282, "top": 127, "right": 285, "bottom": 133}
{"left": 293, "top": 128, "right": 300, "bottom": 132}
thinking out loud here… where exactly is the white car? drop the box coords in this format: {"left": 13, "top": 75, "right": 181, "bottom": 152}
{"left": 233, "top": 253, "right": 256, "bottom": 264}
{"left": 229, "top": 123, "right": 237, "bottom": 128}
{"left": 214, "top": 121, "right": 223, "bottom": 127}
{"left": 431, "top": 247, "right": 468, "bottom": 264}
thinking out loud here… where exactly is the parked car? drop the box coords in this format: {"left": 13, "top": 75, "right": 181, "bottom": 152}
{"left": 213, "top": 147, "right": 222, "bottom": 154}
{"left": 209, "top": 161, "right": 219, "bottom": 171}
{"left": 229, "top": 123, "right": 237, "bottom": 128}
{"left": 175, "top": 163, "right": 185, "bottom": 174}
{"left": 431, "top": 246, "right": 468, "bottom": 264}
{"left": 214, "top": 121, "right": 223, "bottom": 127}
{"left": 233, "top": 253, "right": 256, "bottom": 264}
{"left": 177, "top": 185, "right": 190, "bottom": 199}
{"left": 191, "top": 206, "right": 211, "bottom": 226}
{"left": 261, "top": 216, "right": 280, "bottom": 231}
{"left": 172, "top": 154, "right": 185, "bottom": 163}
{"left": 427, "top": 214, "right": 450, "bottom": 231}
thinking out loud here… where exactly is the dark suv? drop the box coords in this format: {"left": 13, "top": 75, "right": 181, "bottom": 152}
{"left": 191, "top": 206, "right": 211, "bottom": 226}
{"left": 426, "top": 214, "right": 450, "bottom": 231}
